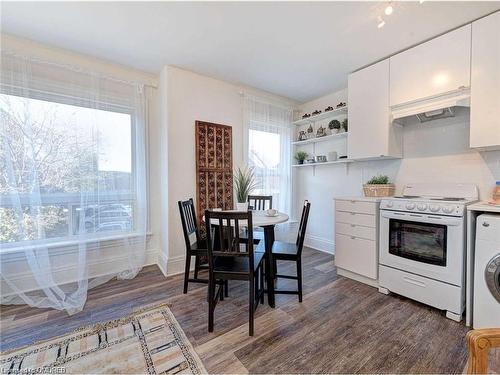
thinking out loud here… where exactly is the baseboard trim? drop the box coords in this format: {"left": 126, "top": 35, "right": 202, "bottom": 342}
{"left": 304, "top": 234, "right": 335, "bottom": 254}
{"left": 337, "top": 268, "right": 379, "bottom": 288}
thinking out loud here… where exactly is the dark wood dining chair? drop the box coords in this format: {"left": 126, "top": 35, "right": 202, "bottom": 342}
{"left": 257, "top": 200, "right": 311, "bottom": 302}
{"left": 248, "top": 195, "right": 273, "bottom": 210}
{"left": 205, "top": 209, "right": 265, "bottom": 336}
{"left": 243, "top": 195, "right": 273, "bottom": 245}
{"left": 178, "top": 198, "right": 209, "bottom": 294}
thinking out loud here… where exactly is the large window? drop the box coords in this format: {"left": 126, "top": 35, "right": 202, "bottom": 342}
{"left": 0, "top": 93, "right": 136, "bottom": 247}
{"left": 248, "top": 128, "right": 282, "bottom": 197}
{"left": 245, "top": 96, "right": 292, "bottom": 214}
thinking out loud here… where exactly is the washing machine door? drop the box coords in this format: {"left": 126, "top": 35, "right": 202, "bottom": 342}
{"left": 485, "top": 254, "right": 500, "bottom": 303}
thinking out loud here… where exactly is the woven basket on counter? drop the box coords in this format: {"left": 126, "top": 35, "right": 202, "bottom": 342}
{"left": 363, "top": 183, "right": 396, "bottom": 197}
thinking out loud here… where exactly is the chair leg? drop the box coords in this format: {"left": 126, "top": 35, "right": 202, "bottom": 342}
{"left": 249, "top": 276, "right": 255, "bottom": 336}
{"left": 194, "top": 255, "right": 200, "bottom": 280}
{"left": 208, "top": 277, "right": 214, "bottom": 332}
{"left": 183, "top": 254, "right": 191, "bottom": 294}
{"left": 260, "top": 264, "right": 264, "bottom": 304}
{"left": 297, "top": 259, "right": 303, "bottom": 303}
{"left": 225, "top": 280, "right": 229, "bottom": 297}
{"left": 273, "top": 258, "right": 277, "bottom": 280}
{"left": 220, "top": 281, "right": 224, "bottom": 302}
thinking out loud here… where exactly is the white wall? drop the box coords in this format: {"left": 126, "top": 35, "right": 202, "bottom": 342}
{"left": 295, "top": 90, "right": 500, "bottom": 254}
{"left": 158, "top": 66, "right": 297, "bottom": 274}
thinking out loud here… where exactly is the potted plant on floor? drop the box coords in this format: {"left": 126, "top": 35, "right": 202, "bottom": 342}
{"left": 363, "top": 175, "right": 396, "bottom": 197}
{"left": 294, "top": 151, "right": 308, "bottom": 165}
{"left": 234, "top": 167, "right": 257, "bottom": 211}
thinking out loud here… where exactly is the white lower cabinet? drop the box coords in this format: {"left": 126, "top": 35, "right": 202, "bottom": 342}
{"left": 334, "top": 197, "right": 380, "bottom": 286}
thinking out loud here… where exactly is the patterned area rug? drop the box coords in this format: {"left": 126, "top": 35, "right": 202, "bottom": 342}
{"left": 0, "top": 304, "right": 207, "bottom": 374}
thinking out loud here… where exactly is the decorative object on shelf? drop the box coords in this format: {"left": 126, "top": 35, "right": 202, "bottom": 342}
{"left": 341, "top": 118, "right": 348, "bottom": 133}
{"left": 307, "top": 124, "right": 314, "bottom": 139}
{"left": 312, "top": 109, "right": 322, "bottom": 116}
{"left": 297, "top": 130, "right": 307, "bottom": 141}
{"left": 316, "top": 125, "right": 327, "bottom": 138}
{"left": 327, "top": 151, "right": 338, "bottom": 161}
{"left": 295, "top": 150, "right": 308, "bottom": 165}
{"left": 315, "top": 155, "right": 327, "bottom": 163}
{"left": 339, "top": 155, "right": 348, "bottom": 159}
{"left": 306, "top": 158, "right": 316, "bottom": 164}
{"left": 336, "top": 102, "right": 347, "bottom": 108}
{"left": 301, "top": 113, "right": 311, "bottom": 119}
{"left": 325, "top": 106, "right": 334, "bottom": 112}
{"left": 328, "top": 119, "right": 341, "bottom": 134}
{"left": 234, "top": 166, "right": 257, "bottom": 211}
{"left": 363, "top": 175, "right": 396, "bottom": 197}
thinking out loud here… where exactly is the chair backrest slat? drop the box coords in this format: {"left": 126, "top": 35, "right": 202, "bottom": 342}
{"left": 248, "top": 195, "right": 273, "bottom": 211}
{"left": 205, "top": 210, "right": 255, "bottom": 273}
{"left": 178, "top": 198, "right": 201, "bottom": 249}
{"left": 296, "top": 200, "right": 311, "bottom": 257}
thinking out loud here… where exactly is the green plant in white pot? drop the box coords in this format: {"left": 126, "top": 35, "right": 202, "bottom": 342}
{"left": 234, "top": 167, "right": 258, "bottom": 211}
{"left": 363, "top": 175, "right": 396, "bottom": 197}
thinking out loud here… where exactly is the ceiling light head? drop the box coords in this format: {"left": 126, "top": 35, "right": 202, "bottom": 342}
{"left": 419, "top": 0, "right": 425, "bottom": 3}
{"left": 377, "top": 17, "right": 386, "bottom": 29}
{"left": 385, "top": 5, "right": 393, "bottom": 15}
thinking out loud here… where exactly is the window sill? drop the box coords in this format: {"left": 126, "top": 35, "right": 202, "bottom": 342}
{"left": 0, "top": 232, "right": 153, "bottom": 262}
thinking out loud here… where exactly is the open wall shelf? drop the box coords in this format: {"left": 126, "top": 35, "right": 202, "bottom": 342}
{"left": 293, "top": 106, "right": 347, "bottom": 126}
{"left": 292, "top": 132, "right": 347, "bottom": 146}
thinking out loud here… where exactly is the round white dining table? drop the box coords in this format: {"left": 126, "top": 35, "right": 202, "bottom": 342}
{"left": 204, "top": 210, "right": 289, "bottom": 308}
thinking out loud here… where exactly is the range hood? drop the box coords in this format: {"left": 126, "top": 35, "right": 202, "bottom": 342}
{"left": 391, "top": 88, "right": 470, "bottom": 123}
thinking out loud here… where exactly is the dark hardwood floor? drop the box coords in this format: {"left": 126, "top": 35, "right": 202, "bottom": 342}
{"left": 0, "top": 248, "right": 470, "bottom": 373}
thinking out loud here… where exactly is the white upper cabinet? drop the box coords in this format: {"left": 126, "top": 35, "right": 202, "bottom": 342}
{"left": 470, "top": 12, "right": 500, "bottom": 150}
{"left": 390, "top": 25, "right": 471, "bottom": 106}
{"left": 348, "top": 59, "right": 402, "bottom": 160}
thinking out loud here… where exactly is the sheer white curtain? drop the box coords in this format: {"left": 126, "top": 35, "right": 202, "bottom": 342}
{"left": 244, "top": 95, "right": 292, "bottom": 215}
{"left": 0, "top": 52, "right": 149, "bottom": 314}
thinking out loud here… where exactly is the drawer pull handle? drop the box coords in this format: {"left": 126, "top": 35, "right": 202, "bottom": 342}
{"left": 403, "top": 277, "right": 426, "bottom": 288}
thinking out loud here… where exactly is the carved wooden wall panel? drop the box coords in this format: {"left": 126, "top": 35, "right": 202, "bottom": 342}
{"left": 195, "top": 121, "right": 233, "bottom": 224}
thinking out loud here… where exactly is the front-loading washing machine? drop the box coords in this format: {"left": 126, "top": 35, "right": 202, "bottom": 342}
{"left": 473, "top": 214, "right": 500, "bottom": 328}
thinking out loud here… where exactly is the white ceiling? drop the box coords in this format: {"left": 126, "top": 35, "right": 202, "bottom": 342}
{"left": 1, "top": 2, "right": 499, "bottom": 102}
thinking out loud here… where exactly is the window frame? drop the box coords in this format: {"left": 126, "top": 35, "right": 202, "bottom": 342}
{"left": 0, "top": 88, "right": 144, "bottom": 250}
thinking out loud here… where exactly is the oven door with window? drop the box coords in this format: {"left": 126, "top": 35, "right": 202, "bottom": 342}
{"left": 379, "top": 210, "right": 465, "bottom": 286}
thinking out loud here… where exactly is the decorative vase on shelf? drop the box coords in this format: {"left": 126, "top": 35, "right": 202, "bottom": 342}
{"left": 236, "top": 202, "right": 249, "bottom": 211}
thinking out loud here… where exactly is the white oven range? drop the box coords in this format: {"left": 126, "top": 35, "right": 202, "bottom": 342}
{"left": 378, "top": 183, "right": 478, "bottom": 322}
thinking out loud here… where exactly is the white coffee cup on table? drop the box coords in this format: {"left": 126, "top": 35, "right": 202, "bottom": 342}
{"left": 266, "top": 208, "right": 277, "bottom": 216}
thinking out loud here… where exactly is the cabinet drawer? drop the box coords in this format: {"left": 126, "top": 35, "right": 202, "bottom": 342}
{"left": 336, "top": 200, "right": 377, "bottom": 215}
{"left": 336, "top": 222, "right": 377, "bottom": 241}
{"left": 336, "top": 210, "right": 376, "bottom": 227}
{"left": 379, "top": 265, "right": 462, "bottom": 314}
{"left": 335, "top": 234, "right": 377, "bottom": 279}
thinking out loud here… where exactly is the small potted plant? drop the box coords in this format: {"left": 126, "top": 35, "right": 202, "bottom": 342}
{"left": 295, "top": 151, "right": 308, "bottom": 165}
{"left": 328, "top": 119, "right": 341, "bottom": 134}
{"left": 341, "top": 118, "right": 348, "bottom": 133}
{"left": 234, "top": 167, "right": 258, "bottom": 211}
{"left": 363, "top": 175, "right": 396, "bottom": 197}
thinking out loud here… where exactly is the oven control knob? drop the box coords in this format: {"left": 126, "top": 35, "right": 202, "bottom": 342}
{"left": 442, "top": 206, "right": 454, "bottom": 214}
{"left": 417, "top": 203, "right": 427, "bottom": 211}
{"left": 406, "top": 203, "right": 416, "bottom": 210}
{"left": 429, "top": 204, "right": 441, "bottom": 212}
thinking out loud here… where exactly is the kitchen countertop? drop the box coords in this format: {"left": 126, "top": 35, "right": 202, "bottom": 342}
{"left": 467, "top": 201, "right": 500, "bottom": 214}
{"left": 335, "top": 196, "right": 384, "bottom": 202}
